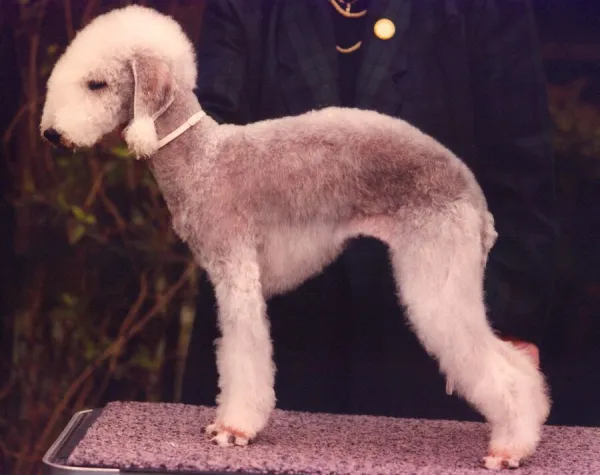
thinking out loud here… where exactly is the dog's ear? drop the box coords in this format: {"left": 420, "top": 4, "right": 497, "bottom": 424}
{"left": 124, "top": 55, "right": 176, "bottom": 158}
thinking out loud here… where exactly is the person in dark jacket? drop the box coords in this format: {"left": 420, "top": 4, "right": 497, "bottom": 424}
{"left": 182, "top": 0, "right": 558, "bottom": 420}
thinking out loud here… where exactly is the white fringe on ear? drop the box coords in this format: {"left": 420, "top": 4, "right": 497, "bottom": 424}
{"left": 124, "top": 116, "right": 158, "bottom": 158}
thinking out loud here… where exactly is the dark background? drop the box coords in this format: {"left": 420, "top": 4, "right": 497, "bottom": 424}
{"left": 1, "top": 0, "right": 600, "bottom": 473}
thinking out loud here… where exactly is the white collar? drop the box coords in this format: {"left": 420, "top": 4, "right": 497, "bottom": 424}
{"left": 157, "top": 110, "right": 206, "bottom": 150}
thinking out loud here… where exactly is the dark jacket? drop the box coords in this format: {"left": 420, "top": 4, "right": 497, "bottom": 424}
{"left": 182, "top": 0, "right": 558, "bottom": 418}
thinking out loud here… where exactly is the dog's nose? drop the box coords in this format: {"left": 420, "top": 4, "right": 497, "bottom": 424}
{"left": 43, "top": 128, "right": 62, "bottom": 146}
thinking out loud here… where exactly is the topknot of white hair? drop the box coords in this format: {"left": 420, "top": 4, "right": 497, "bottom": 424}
{"left": 56, "top": 5, "right": 197, "bottom": 90}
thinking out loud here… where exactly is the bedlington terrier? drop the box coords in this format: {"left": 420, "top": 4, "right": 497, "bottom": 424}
{"left": 40, "top": 5, "right": 550, "bottom": 470}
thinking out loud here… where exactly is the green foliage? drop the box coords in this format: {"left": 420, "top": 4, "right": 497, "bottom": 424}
{"left": 549, "top": 79, "right": 600, "bottom": 163}
{"left": 0, "top": 2, "right": 204, "bottom": 474}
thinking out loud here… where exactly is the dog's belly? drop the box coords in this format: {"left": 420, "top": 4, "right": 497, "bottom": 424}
{"left": 258, "top": 224, "right": 346, "bottom": 297}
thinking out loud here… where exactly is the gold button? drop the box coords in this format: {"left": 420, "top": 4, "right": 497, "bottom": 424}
{"left": 374, "top": 18, "right": 395, "bottom": 40}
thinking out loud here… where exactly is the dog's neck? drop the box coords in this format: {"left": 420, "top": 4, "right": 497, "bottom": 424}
{"left": 146, "top": 88, "right": 218, "bottom": 208}
{"left": 153, "top": 88, "right": 214, "bottom": 147}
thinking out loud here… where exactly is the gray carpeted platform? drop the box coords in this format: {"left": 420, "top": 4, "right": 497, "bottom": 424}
{"left": 66, "top": 401, "right": 600, "bottom": 474}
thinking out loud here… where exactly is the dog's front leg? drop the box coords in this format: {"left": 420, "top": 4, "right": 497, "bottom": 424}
{"left": 203, "top": 244, "right": 275, "bottom": 447}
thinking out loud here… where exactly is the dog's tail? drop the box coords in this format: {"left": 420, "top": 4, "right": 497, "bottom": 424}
{"left": 481, "top": 210, "right": 498, "bottom": 268}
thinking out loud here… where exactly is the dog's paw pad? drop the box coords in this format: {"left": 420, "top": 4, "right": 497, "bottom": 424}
{"left": 481, "top": 454, "right": 521, "bottom": 470}
{"left": 204, "top": 423, "right": 250, "bottom": 447}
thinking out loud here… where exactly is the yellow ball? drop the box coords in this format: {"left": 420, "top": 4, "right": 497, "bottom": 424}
{"left": 374, "top": 18, "right": 396, "bottom": 40}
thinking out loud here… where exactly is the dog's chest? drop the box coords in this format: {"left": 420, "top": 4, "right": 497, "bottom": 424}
{"left": 257, "top": 224, "right": 346, "bottom": 297}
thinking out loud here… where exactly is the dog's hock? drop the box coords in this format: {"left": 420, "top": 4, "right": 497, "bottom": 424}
{"left": 125, "top": 55, "right": 176, "bottom": 158}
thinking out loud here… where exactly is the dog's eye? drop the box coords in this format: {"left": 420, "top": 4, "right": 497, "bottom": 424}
{"left": 87, "top": 80, "right": 107, "bottom": 91}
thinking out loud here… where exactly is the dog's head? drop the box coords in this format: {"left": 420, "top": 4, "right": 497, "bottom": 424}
{"left": 40, "top": 5, "right": 197, "bottom": 158}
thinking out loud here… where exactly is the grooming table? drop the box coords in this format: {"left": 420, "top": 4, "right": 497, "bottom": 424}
{"left": 43, "top": 401, "right": 600, "bottom": 475}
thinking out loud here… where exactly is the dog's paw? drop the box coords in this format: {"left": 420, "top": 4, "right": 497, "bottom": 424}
{"left": 204, "top": 423, "right": 251, "bottom": 447}
{"left": 481, "top": 454, "right": 522, "bottom": 470}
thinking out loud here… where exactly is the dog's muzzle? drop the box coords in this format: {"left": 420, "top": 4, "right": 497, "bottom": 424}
{"left": 42, "top": 128, "right": 73, "bottom": 150}
{"left": 43, "top": 128, "right": 62, "bottom": 145}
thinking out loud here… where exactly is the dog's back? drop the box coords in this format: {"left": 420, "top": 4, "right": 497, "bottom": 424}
{"left": 209, "top": 106, "right": 487, "bottom": 228}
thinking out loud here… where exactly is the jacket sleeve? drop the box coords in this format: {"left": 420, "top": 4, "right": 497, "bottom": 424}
{"left": 195, "top": 0, "right": 251, "bottom": 125}
{"left": 465, "top": 0, "right": 559, "bottom": 345}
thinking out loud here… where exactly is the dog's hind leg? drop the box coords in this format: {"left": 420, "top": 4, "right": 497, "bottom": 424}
{"left": 201, "top": 241, "right": 275, "bottom": 447}
{"left": 387, "top": 202, "right": 550, "bottom": 470}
